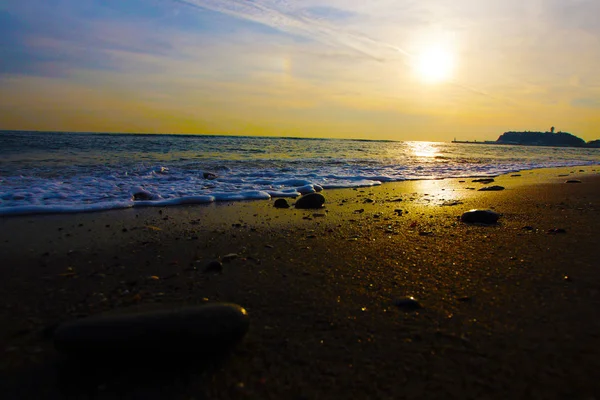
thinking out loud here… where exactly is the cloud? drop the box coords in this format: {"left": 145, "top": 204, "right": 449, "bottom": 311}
{"left": 571, "top": 98, "right": 600, "bottom": 109}
{"left": 173, "top": 0, "right": 413, "bottom": 61}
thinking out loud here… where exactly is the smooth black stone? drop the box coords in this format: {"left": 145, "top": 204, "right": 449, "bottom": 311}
{"left": 221, "top": 253, "right": 238, "bottom": 263}
{"left": 478, "top": 185, "right": 505, "bottom": 191}
{"left": 53, "top": 303, "right": 249, "bottom": 358}
{"left": 472, "top": 178, "right": 495, "bottom": 184}
{"left": 565, "top": 179, "right": 582, "bottom": 184}
{"left": 204, "top": 260, "right": 223, "bottom": 273}
{"left": 460, "top": 209, "right": 500, "bottom": 224}
{"left": 132, "top": 191, "right": 154, "bottom": 201}
{"left": 274, "top": 199, "right": 290, "bottom": 208}
{"left": 393, "top": 297, "right": 422, "bottom": 311}
{"left": 295, "top": 193, "right": 325, "bottom": 209}
{"left": 547, "top": 228, "right": 567, "bottom": 234}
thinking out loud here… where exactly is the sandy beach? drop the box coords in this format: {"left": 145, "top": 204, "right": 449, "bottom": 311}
{"left": 1, "top": 165, "right": 600, "bottom": 399}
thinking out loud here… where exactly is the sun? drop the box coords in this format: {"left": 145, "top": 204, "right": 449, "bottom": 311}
{"left": 414, "top": 47, "right": 455, "bottom": 84}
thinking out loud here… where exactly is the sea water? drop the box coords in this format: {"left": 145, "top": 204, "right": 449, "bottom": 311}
{"left": 1, "top": 131, "right": 599, "bottom": 215}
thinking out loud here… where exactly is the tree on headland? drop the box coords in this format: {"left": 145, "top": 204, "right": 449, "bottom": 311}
{"left": 497, "top": 130, "right": 585, "bottom": 147}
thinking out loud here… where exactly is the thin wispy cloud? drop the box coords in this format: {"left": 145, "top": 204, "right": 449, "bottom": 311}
{"left": 173, "top": 0, "right": 412, "bottom": 61}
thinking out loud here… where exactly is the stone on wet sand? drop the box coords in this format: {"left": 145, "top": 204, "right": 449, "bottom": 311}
{"left": 547, "top": 228, "right": 567, "bottom": 234}
{"left": 478, "top": 185, "right": 505, "bottom": 191}
{"left": 393, "top": 297, "right": 423, "bottom": 311}
{"left": 460, "top": 209, "right": 500, "bottom": 224}
{"left": 222, "top": 253, "right": 238, "bottom": 263}
{"left": 472, "top": 178, "right": 495, "bottom": 184}
{"left": 204, "top": 260, "right": 223, "bottom": 273}
{"left": 565, "top": 180, "right": 582, "bottom": 184}
{"left": 274, "top": 199, "right": 290, "bottom": 209}
{"left": 53, "top": 303, "right": 250, "bottom": 358}
{"left": 295, "top": 193, "right": 325, "bottom": 209}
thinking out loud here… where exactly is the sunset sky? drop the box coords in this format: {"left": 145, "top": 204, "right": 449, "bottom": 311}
{"left": 1, "top": 0, "right": 599, "bottom": 141}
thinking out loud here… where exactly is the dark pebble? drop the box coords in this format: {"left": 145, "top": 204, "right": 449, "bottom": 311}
{"left": 472, "top": 178, "right": 495, "bottom": 184}
{"left": 132, "top": 191, "right": 154, "bottom": 201}
{"left": 204, "top": 260, "right": 223, "bottom": 273}
{"left": 510, "top": 174, "right": 522, "bottom": 177}
{"left": 222, "top": 253, "right": 238, "bottom": 263}
{"left": 274, "top": 199, "right": 290, "bottom": 208}
{"left": 547, "top": 228, "right": 567, "bottom": 234}
{"left": 565, "top": 180, "right": 582, "bottom": 184}
{"left": 393, "top": 297, "right": 423, "bottom": 311}
{"left": 478, "top": 185, "right": 505, "bottom": 191}
{"left": 53, "top": 303, "right": 249, "bottom": 358}
{"left": 295, "top": 193, "right": 325, "bottom": 209}
{"left": 203, "top": 172, "right": 218, "bottom": 180}
{"left": 460, "top": 209, "right": 500, "bottom": 224}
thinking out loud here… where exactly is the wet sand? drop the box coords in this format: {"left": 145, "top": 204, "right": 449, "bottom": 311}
{"left": 1, "top": 166, "right": 600, "bottom": 399}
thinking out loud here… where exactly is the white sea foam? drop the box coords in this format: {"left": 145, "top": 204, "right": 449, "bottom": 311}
{"left": 1, "top": 132, "right": 599, "bottom": 216}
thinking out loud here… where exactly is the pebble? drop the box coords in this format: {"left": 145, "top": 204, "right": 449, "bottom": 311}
{"left": 295, "top": 193, "right": 325, "bottom": 209}
{"left": 472, "top": 178, "right": 495, "bottom": 184}
{"left": 460, "top": 209, "right": 500, "bottom": 224}
{"left": 478, "top": 185, "right": 505, "bottom": 191}
{"left": 204, "top": 260, "right": 223, "bottom": 273}
{"left": 53, "top": 303, "right": 250, "bottom": 358}
{"left": 393, "top": 297, "right": 423, "bottom": 311}
{"left": 547, "top": 228, "right": 567, "bottom": 234}
{"left": 203, "top": 172, "right": 218, "bottom": 180}
{"left": 274, "top": 199, "right": 290, "bottom": 208}
{"left": 132, "top": 191, "right": 154, "bottom": 201}
{"left": 222, "top": 253, "right": 238, "bottom": 263}
{"left": 565, "top": 180, "right": 582, "bottom": 184}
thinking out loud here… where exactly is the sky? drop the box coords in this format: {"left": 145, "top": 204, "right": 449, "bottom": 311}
{"left": 1, "top": 0, "right": 599, "bottom": 141}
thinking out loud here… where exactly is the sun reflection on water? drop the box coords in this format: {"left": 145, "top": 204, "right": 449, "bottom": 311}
{"left": 406, "top": 141, "right": 440, "bottom": 158}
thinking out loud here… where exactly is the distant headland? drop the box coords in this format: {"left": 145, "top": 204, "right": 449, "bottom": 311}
{"left": 453, "top": 127, "right": 600, "bottom": 148}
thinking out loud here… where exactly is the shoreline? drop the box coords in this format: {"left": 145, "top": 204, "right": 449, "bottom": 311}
{"left": 2, "top": 165, "right": 600, "bottom": 399}
{"left": 1, "top": 164, "right": 599, "bottom": 218}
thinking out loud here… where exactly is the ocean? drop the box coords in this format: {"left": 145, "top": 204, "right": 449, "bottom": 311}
{"left": 1, "top": 131, "right": 599, "bottom": 216}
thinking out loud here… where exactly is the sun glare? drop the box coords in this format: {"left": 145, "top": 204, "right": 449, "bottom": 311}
{"left": 407, "top": 141, "right": 439, "bottom": 158}
{"left": 414, "top": 47, "right": 455, "bottom": 84}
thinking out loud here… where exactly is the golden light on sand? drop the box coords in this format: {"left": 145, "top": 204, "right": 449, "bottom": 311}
{"left": 413, "top": 46, "right": 455, "bottom": 84}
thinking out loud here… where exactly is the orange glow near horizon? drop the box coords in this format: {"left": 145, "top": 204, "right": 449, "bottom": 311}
{"left": 0, "top": 1, "right": 599, "bottom": 141}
